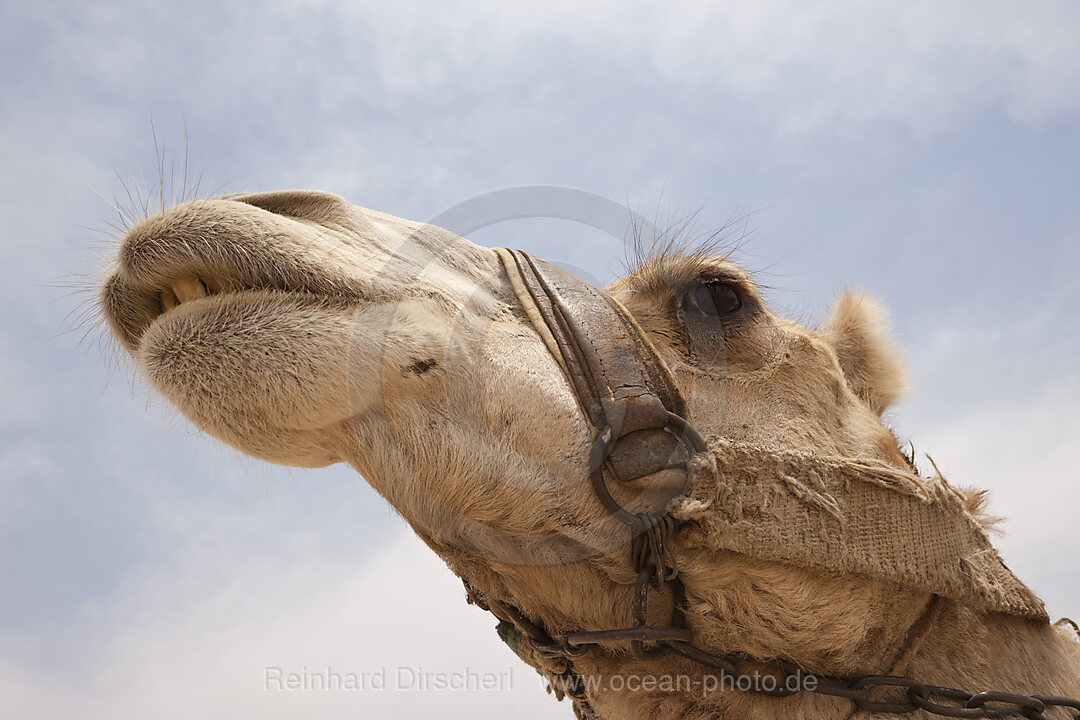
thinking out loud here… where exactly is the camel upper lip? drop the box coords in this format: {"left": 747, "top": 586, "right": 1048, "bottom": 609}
{"left": 100, "top": 197, "right": 369, "bottom": 352}
{"left": 103, "top": 269, "right": 307, "bottom": 352}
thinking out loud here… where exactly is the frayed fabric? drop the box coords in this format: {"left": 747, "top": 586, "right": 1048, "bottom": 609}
{"left": 671, "top": 437, "right": 1047, "bottom": 620}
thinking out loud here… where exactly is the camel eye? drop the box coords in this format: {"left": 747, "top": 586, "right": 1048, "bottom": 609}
{"left": 681, "top": 282, "right": 742, "bottom": 319}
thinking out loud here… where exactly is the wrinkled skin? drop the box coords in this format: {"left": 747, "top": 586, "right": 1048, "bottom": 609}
{"left": 101, "top": 191, "right": 1080, "bottom": 719}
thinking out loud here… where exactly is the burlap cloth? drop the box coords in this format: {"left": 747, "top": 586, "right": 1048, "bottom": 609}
{"left": 670, "top": 437, "right": 1046, "bottom": 619}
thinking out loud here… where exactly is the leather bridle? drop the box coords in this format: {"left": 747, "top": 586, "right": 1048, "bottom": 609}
{"left": 493, "top": 248, "right": 706, "bottom": 658}
{"left": 471, "top": 248, "right": 1080, "bottom": 720}
{"left": 489, "top": 248, "right": 783, "bottom": 712}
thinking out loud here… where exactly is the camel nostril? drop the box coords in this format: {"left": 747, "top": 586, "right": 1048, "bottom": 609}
{"left": 226, "top": 190, "right": 352, "bottom": 225}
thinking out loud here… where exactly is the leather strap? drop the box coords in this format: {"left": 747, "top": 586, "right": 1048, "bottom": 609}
{"left": 495, "top": 248, "right": 700, "bottom": 503}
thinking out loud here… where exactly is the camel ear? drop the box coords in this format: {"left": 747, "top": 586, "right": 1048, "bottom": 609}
{"left": 821, "top": 291, "right": 907, "bottom": 415}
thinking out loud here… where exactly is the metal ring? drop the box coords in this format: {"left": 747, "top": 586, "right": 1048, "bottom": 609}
{"left": 664, "top": 411, "right": 708, "bottom": 453}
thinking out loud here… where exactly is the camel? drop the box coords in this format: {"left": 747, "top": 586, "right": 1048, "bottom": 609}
{"left": 99, "top": 190, "right": 1080, "bottom": 719}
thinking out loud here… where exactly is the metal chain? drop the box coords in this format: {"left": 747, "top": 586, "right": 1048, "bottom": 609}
{"left": 489, "top": 254, "right": 1079, "bottom": 718}
{"left": 479, "top": 566, "right": 1080, "bottom": 720}
{"left": 468, "top": 460, "right": 1080, "bottom": 719}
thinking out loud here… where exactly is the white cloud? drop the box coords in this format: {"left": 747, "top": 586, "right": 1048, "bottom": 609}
{"left": 3, "top": 1, "right": 1078, "bottom": 714}
{"left": 907, "top": 371, "right": 1080, "bottom": 618}
{"left": 284, "top": 0, "right": 1080, "bottom": 131}
{"left": 1, "top": 528, "right": 564, "bottom": 719}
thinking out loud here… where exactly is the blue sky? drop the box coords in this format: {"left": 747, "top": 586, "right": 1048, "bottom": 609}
{"left": 2, "top": 1, "right": 1079, "bottom": 717}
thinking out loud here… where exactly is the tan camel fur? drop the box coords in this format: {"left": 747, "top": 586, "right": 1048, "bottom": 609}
{"left": 100, "top": 190, "right": 1080, "bottom": 719}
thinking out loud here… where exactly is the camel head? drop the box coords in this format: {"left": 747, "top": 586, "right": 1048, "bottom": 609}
{"left": 101, "top": 189, "right": 909, "bottom": 564}
{"left": 101, "top": 189, "right": 906, "bottom": 512}
{"left": 100, "top": 190, "right": 1078, "bottom": 719}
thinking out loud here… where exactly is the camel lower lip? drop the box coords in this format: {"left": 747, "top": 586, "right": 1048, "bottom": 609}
{"left": 155, "top": 292, "right": 215, "bottom": 318}
{"left": 140, "top": 292, "right": 225, "bottom": 346}
{"left": 137, "top": 289, "right": 324, "bottom": 348}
